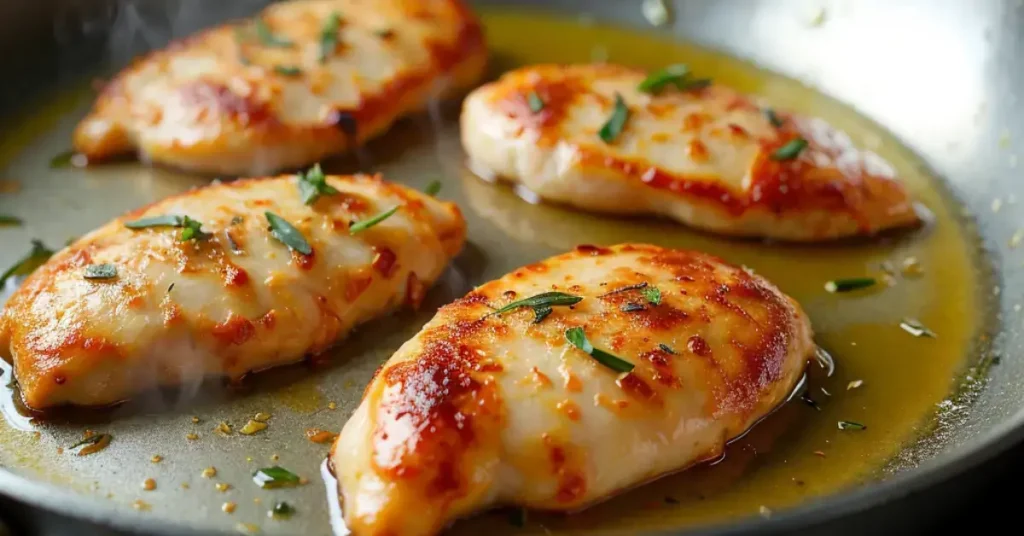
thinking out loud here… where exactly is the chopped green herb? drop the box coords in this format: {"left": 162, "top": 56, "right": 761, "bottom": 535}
{"left": 265, "top": 212, "right": 312, "bottom": 255}
{"left": 771, "top": 138, "right": 808, "bottom": 161}
{"left": 564, "top": 327, "right": 635, "bottom": 373}
{"left": 253, "top": 466, "right": 301, "bottom": 489}
{"left": 527, "top": 91, "right": 545, "bottom": 113}
{"left": 508, "top": 508, "right": 527, "bottom": 528}
{"left": 318, "top": 12, "right": 342, "bottom": 63}
{"left": 599, "top": 281, "right": 648, "bottom": 297}
{"left": 179, "top": 216, "right": 211, "bottom": 242}
{"left": 485, "top": 291, "right": 583, "bottom": 323}
{"left": 297, "top": 163, "right": 339, "bottom": 205}
{"left": 637, "top": 64, "right": 689, "bottom": 94}
{"left": 641, "top": 286, "right": 662, "bottom": 305}
{"left": 899, "top": 318, "right": 936, "bottom": 338}
{"left": 837, "top": 420, "right": 866, "bottom": 431}
{"left": 0, "top": 215, "right": 22, "bottom": 227}
{"left": 349, "top": 206, "right": 399, "bottom": 234}
{"left": 255, "top": 19, "right": 293, "bottom": 48}
{"left": 620, "top": 302, "right": 646, "bottom": 313}
{"left": 68, "top": 433, "right": 113, "bottom": 454}
{"left": 49, "top": 150, "right": 77, "bottom": 169}
{"left": 598, "top": 93, "right": 630, "bottom": 144}
{"left": 273, "top": 65, "right": 302, "bottom": 77}
{"left": 423, "top": 180, "right": 442, "bottom": 197}
{"left": 0, "top": 240, "right": 54, "bottom": 289}
{"left": 83, "top": 263, "right": 117, "bottom": 280}
{"left": 764, "top": 108, "right": 784, "bottom": 127}
{"left": 658, "top": 343, "right": 677, "bottom": 354}
{"left": 124, "top": 214, "right": 184, "bottom": 229}
{"left": 270, "top": 501, "right": 296, "bottom": 519}
{"left": 824, "top": 277, "right": 876, "bottom": 293}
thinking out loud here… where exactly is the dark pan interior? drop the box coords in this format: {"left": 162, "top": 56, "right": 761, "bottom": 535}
{"left": 1, "top": 0, "right": 1024, "bottom": 534}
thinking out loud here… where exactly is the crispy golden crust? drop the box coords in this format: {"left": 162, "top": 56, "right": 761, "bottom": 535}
{"left": 461, "top": 64, "right": 921, "bottom": 241}
{"left": 0, "top": 174, "right": 465, "bottom": 409}
{"left": 332, "top": 244, "right": 813, "bottom": 536}
{"left": 74, "top": 0, "right": 486, "bottom": 175}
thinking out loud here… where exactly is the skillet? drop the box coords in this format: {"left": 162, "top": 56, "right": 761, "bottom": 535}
{"left": 0, "top": 0, "right": 1020, "bottom": 534}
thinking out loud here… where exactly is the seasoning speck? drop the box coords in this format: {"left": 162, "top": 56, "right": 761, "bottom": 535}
{"left": 216, "top": 483, "right": 233, "bottom": 493}
{"left": 142, "top": 478, "right": 156, "bottom": 491}
{"left": 132, "top": 499, "right": 151, "bottom": 511}
{"left": 305, "top": 428, "right": 338, "bottom": 444}
{"left": 150, "top": 455, "right": 163, "bottom": 463}
{"left": 191, "top": 416, "right": 201, "bottom": 424}
{"left": 202, "top": 467, "right": 218, "bottom": 479}
{"left": 271, "top": 454, "right": 280, "bottom": 462}
{"left": 327, "top": 401, "right": 337, "bottom": 410}
{"left": 181, "top": 483, "right": 190, "bottom": 490}
{"left": 900, "top": 257, "right": 923, "bottom": 277}
{"left": 186, "top": 433, "right": 199, "bottom": 441}
{"left": 223, "top": 502, "right": 237, "bottom": 514}
{"left": 214, "top": 422, "right": 233, "bottom": 435}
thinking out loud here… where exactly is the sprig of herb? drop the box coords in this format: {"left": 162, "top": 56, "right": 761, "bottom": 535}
{"left": 598, "top": 93, "right": 630, "bottom": 144}
{"left": 899, "top": 318, "right": 936, "bottom": 338}
{"left": 423, "top": 180, "right": 442, "bottom": 197}
{"left": 0, "top": 215, "right": 23, "bottom": 227}
{"left": 771, "top": 138, "right": 808, "bottom": 161}
{"left": 319, "top": 12, "right": 342, "bottom": 63}
{"left": 83, "top": 263, "right": 117, "bottom": 280}
{"left": 637, "top": 64, "right": 689, "bottom": 94}
{"left": 349, "top": 206, "right": 399, "bottom": 234}
{"left": 641, "top": 286, "right": 662, "bottom": 305}
{"left": 485, "top": 291, "right": 582, "bottom": 323}
{"left": 253, "top": 466, "right": 301, "bottom": 489}
{"left": 0, "top": 240, "right": 54, "bottom": 289}
{"left": 837, "top": 420, "right": 866, "bottom": 431}
{"left": 297, "top": 164, "right": 338, "bottom": 205}
{"left": 564, "top": 327, "right": 634, "bottom": 373}
{"left": 527, "top": 91, "right": 545, "bottom": 113}
{"left": 124, "top": 214, "right": 209, "bottom": 242}
{"left": 255, "top": 19, "right": 293, "bottom": 48}
{"left": 265, "top": 212, "right": 312, "bottom": 255}
{"left": 273, "top": 65, "right": 302, "bottom": 77}
{"left": 824, "top": 277, "right": 876, "bottom": 293}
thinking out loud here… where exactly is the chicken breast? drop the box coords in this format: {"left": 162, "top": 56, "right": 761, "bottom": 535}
{"left": 0, "top": 172, "right": 465, "bottom": 409}
{"left": 461, "top": 64, "right": 920, "bottom": 241}
{"left": 73, "top": 0, "right": 486, "bottom": 176}
{"left": 332, "top": 243, "right": 814, "bottom": 535}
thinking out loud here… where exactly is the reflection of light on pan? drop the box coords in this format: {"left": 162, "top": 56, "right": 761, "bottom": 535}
{"left": 322, "top": 457, "right": 351, "bottom": 536}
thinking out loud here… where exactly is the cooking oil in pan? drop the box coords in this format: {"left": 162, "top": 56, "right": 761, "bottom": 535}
{"left": 0, "top": 6, "right": 992, "bottom": 536}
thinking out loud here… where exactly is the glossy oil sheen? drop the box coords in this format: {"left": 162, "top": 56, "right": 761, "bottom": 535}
{"left": 0, "top": 7, "right": 986, "bottom": 536}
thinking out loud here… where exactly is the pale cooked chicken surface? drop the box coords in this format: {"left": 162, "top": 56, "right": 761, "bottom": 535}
{"left": 0, "top": 172, "right": 465, "bottom": 409}
{"left": 74, "top": 0, "right": 486, "bottom": 175}
{"left": 461, "top": 64, "right": 920, "bottom": 241}
{"left": 332, "top": 243, "right": 814, "bottom": 535}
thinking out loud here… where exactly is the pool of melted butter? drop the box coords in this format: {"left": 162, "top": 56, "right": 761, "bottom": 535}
{"left": 0, "top": 7, "right": 987, "bottom": 536}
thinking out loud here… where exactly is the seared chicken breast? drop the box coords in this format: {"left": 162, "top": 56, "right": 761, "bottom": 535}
{"left": 332, "top": 243, "right": 814, "bottom": 535}
{"left": 74, "top": 0, "right": 486, "bottom": 175}
{"left": 461, "top": 64, "right": 920, "bottom": 241}
{"left": 0, "top": 172, "right": 465, "bottom": 409}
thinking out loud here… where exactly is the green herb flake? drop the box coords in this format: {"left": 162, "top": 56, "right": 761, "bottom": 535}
{"left": 319, "top": 12, "right": 342, "bottom": 63}
{"left": 265, "top": 212, "right": 312, "bottom": 255}
{"left": 899, "top": 318, "right": 936, "bottom": 338}
{"left": 0, "top": 240, "right": 54, "bottom": 290}
{"left": 637, "top": 64, "right": 689, "bottom": 94}
{"left": 771, "top": 138, "right": 808, "bottom": 161}
{"left": 124, "top": 214, "right": 184, "bottom": 229}
{"left": 297, "top": 164, "right": 339, "bottom": 205}
{"left": 273, "top": 65, "right": 303, "bottom": 77}
{"left": 824, "top": 277, "right": 876, "bottom": 293}
{"left": 564, "top": 326, "right": 635, "bottom": 373}
{"left": 270, "top": 501, "right": 296, "bottom": 519}
{"left": 83, "top": 263, "right": 117, "bottom": 280}
{"left": 179, "top": 216, "right": 211, "bottom": 242}
{"left": 0, "top": 215, "right": 22, "bottom": 227}
{"left": 837, "top": 420, "right": 866, "bottom": 431}
{"left": 255, "top": 19, "right": 293, "bottom": 48}
{"left": 527, "top": 91, "right": 545, "bottom": 113}
{"left": 598, "top": 93, "right": 630, "bottom": 144}
{"left": 485, "top": 291, "right": 583, "bottom": 323}
{"left": 641, "top": 286, "right": 662, "bottom": 305}
{"left": 349, "top": 206, "right": 399, "bottom": 234}
{"left": 658, "top": 343, "right": 677, "bottom": 354}
{"left": 49, "top": 150, "right": 78, "bottom": 169}
{"left": 253, "top": 466, "right": 301, "bottom": 489}
{"left": 764, "top": 108, "right": 784, "bottom": 127}
{"left": 423, "top": 180, "right": 442, "bottom": 197}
